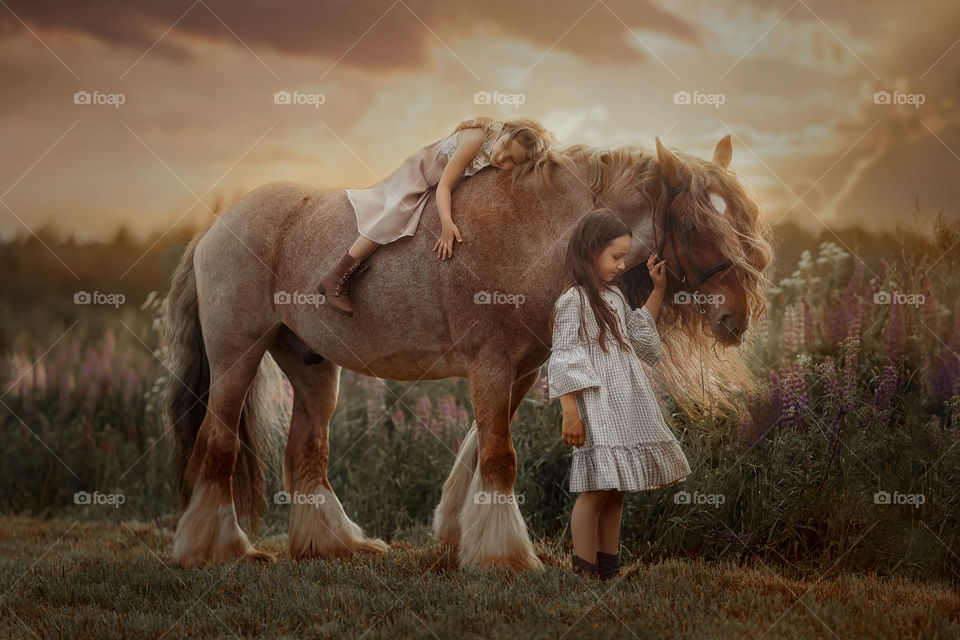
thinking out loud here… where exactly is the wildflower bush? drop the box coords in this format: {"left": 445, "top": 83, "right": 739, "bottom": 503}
{"left": 1, "top": 220, "right": 958, "bottom": 583}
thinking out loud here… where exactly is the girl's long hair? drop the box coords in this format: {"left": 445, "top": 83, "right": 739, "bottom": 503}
{"left": 450, "top": 116, "right": 554, "bottom": 188}
{"left": 550, "top": 208, "right": 633, "bottom": 354}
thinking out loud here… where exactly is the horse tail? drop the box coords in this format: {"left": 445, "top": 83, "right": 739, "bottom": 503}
{"left": 164, "top": 228, "right": 289, "bottom": 531}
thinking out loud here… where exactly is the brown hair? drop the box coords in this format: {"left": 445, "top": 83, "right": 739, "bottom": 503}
{"left": 550, "top": 208, "right": 633, "bottom": 354}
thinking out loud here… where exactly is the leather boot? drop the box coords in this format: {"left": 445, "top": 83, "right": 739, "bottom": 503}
{"left": 571, "top": 551, "right": 598, "bottom": 579}
{"left": 317, "top": 252, "right": 367, "bottom": 317}
{"left": 597, "top": 551, "right": 620, "bottom": 580}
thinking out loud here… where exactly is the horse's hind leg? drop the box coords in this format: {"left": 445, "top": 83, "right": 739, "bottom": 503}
{"left": 269, "top": 341, "right": 388, "bottom": 559}
{"left": 173, "top": 332, "right": 277, "bottom": 569}
{"left": 453, "top": 362, "right": 543, "bottom": 570}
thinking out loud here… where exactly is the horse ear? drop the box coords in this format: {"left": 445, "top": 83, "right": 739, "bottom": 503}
{"left": 655, "top": 137, "right": 682, "bottom": 186}
{"left": 713, "top": 134, "right": 732, "bottom": 169}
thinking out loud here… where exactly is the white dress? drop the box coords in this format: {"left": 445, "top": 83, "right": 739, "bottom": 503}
{"left": 547, "top": 284, "right": 691, "bottom": 493}
{"left": 345, "top": 119, "right": 504, "bottom": 244}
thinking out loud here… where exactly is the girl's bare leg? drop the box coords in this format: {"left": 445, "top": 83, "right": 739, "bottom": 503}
{"left": 597, "top": 490, "right": 624, "bottom": 554}
{"left": 571, "top": 490, "right": 608, "bottom": 560}
{"left": 349, "top": 235, "right": 380, "bottom": 261}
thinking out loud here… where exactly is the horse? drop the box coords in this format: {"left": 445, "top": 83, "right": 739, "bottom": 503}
{"left": 164, "top": 134, "right": 774, "bottom": 569}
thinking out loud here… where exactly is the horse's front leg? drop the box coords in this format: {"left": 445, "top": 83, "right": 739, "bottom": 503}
{"left": 447, "top": 359, "right": 543, "bottom": 570}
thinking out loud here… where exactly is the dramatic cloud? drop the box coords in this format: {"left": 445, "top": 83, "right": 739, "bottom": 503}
{"left": 0, "top": 0, "right": 957, "bottom": 241}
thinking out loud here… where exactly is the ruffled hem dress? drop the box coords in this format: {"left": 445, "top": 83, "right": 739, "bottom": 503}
{"left": 345, "top": 118, "right": 504, "bottom": 244}
{"left": 547, "top": 285, "right": 691, "bottom": 493}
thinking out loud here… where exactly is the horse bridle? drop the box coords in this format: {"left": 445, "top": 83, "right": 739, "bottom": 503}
{"left": 656, "top": 184, "right": 734, "bottom": 313}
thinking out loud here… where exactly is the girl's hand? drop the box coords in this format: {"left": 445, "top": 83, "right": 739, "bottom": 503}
{"left": 433, "top": 222, "right": 463, "bottom": 260}
{"left": 648, "top": 253, "right": 667, "bottom": 290}
{"left": 562, "top": 411, "right": 586, "bottom": 448}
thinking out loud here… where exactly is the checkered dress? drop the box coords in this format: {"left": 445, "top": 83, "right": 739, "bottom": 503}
{"left": 547, "top": 285, "right": 691, "bottom": 493}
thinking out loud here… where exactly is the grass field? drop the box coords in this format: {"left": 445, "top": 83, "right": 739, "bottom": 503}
{"left": 1, "top": 516, "right": 958, "bottom": 639}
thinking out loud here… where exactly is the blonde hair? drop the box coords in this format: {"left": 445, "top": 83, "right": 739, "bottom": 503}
{"left": 450, "top": 116, "right": 554, "bottom": 189}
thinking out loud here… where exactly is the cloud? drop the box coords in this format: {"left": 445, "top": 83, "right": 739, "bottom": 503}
{"left": 0, "top": 0, "right": 702, "bottom": 74}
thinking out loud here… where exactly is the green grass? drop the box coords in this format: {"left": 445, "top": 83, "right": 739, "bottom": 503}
{"left": 1, "top": 516, "right": 957, "bottom": 639}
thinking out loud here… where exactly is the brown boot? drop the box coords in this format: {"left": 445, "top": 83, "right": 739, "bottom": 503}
{"left": 317, "top": 252, "right": 366, "bottom": 317}
{"left": 571, "top": 551, "right": 599, "bottom": 579}
{"left": 597, "top": 551, "right": 620, "bottom": 581}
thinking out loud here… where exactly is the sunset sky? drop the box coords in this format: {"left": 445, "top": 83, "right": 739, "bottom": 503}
{"left": 1, "top": 0, "right": 958, "bottom": 241}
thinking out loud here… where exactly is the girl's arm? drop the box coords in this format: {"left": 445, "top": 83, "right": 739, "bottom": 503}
{"left": 433, "top": 128, "right": 483, "bottom": 259}
{"left": 643, "top": 286, "right": 665, "bottom": 321}
{"left": 643, "top": 254, "right": 667, "bottom": 320}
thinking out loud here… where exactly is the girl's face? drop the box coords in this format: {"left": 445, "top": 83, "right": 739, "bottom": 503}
{"left": 490, "top": 134, "right": 526, "bottom": 170}
{"left": 595, "top": 234, "right": 632, "bottom": 283}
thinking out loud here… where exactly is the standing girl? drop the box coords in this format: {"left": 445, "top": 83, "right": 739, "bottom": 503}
{"left": 547, "top": 209, "right": 691, "bottom": 580}
{"left": 317, "top": 116, "right": 553, "bottom": 316}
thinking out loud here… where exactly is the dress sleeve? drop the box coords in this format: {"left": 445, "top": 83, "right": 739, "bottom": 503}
{"left": 547, "top": 290, "right": 601, "bottom": 398}
{"left": 625, "top": 303, "right": 662, "bottom": 367}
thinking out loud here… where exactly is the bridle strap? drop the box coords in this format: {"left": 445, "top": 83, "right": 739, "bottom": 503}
{"left": 657, "top": 184, "right": 734, "bottom": 304}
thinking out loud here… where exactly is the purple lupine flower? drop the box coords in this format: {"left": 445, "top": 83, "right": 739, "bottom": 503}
{"left": 820, "top": 356, "right": 841, "bottom": 423}
{"left": 843, "top": 257, "right": 865, "bottom": 298}
{"left": 739, "top": 370, "right": 782, "bottom": 446}
{"left": 802, "top": 299, "right": 817, "bottom": 347}
{"left": 824, "top": 296, "right": 848, "bottom": 348}
{"left": 845, "top": 295, "right": 862, "bottom": 340}
{"left": 871, "top": 363, "right": 898, "bottom": 430}
{"left": 885, "top": 301, "right": 904, "bottom": 366}
{"left": 780, "top": 362, "right": 809, "bottom": 433}
{"left": 437, "top": 396, "right": 459, "bottom": 440}
{"left": 415, "top": 395, "right": 432, "bottom": 436}
{"left": 826, "top": 414, "right": 845, "bottom": 454}
{"left": 841, "top": 354, "right": 858, "bottom": 415}
{"left": 782, "top": 303, "right": 801, "bottom": 354}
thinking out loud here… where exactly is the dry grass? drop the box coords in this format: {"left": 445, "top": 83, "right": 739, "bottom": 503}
{"left": 1, "top": 515, "right": 957, "bottom": 639}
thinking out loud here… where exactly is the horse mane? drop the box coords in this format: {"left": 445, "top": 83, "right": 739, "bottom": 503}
{"left": 515, "top": 143, "right": 776, "bottom": 422}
